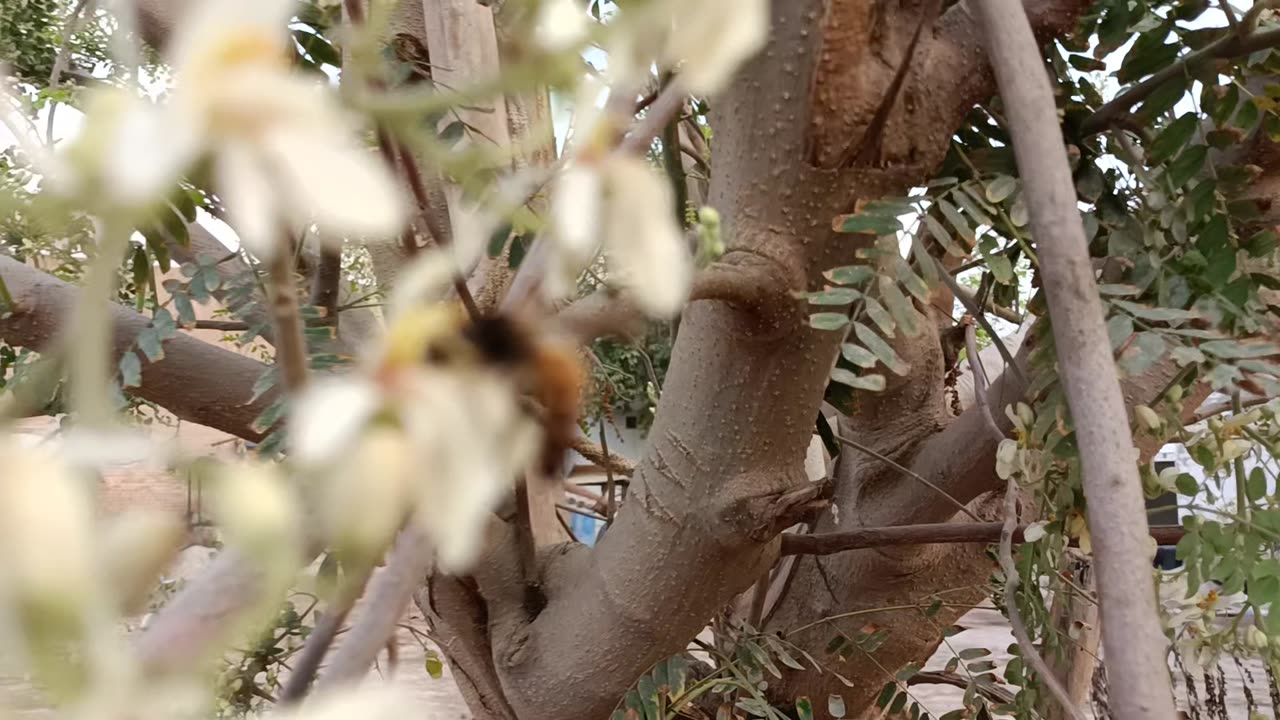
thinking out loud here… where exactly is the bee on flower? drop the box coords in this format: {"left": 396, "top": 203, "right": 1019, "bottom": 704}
{"left": 289, "top": 302, "right": 583, "bottom": 572}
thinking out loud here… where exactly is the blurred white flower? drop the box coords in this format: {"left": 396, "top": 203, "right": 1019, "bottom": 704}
{"left": 661, "top": 0, "right": 769, "bottom": 94}
{"left": 288, "top": 308, "right": 544, "bottom": 572}
{"left": 1022, "top": 520, "right": 1048, "bottom": 543}
{"left": 546, "top": 153, "right": 691, "bottom": 317}
{"left": 0, "top": 440, "right": 96, "bottom": 612}
{"left": 535, "top": 0, "right": 591, "bottom": 52}
{"left": 1134, "top": 404, "right": 1161, "bottom": 431}
{"left": 1221, "top": 438, "right": 1253, "bottom": 463}
{"left": 1157, "top": 465, "right": 1180, "bottom": 493}
{"left": 165, "top": 0, "right": 406, "bottom": 259}
{"left": 210, "top": 461, "right": 301, "bottom": 557}
{"left": 399, "top": 371, "right": 542, "bottom": 570}
{"left": 22, "top": 0, "right": 406, "bottom": 254}
{"left": 995, "top": 438, "right": 1018, "bottom": 480}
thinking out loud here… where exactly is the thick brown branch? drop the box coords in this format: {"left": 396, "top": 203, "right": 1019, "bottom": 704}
{"left": 779, "top": 522, "right": 1185, "bottom": 555}
{"left": 0, "top": 256, "right": 271, "bottom": 441}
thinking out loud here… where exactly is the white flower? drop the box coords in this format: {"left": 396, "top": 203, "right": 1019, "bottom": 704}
{"left": 288, "top": 377, "right": 384, "bottom": 465}
{"left": 535, "top": 0, "right": 591, "bottom": 52}
{"left": 546, "top": 154, "right": 692, "bottom": 317}
{"left": 601, "top": 156, "right": 692, "bottom": 316}
{"left": 0, "top": 440, "right": 96, "bottom": 615}
{"left": 1022, "top": 520, "right": 1048, "bottom": 543}
{"left": 1157, "top": 465, "right": 1181, "bottom": 493}
{"left": 1222, "top": 438, "right": 1253, "bottom": 463}
{"left": 323, "top": 427, "right": 414, "bottom": 559}
{"left": 287, "top": 321, "right": 544, "bottom": 572}
{"left": 398, "top": 371, "right": 542, "bottom": 571}
{"left": 661, "top": 0, "right": 769, "bottom": 94}
{"left": 210, "top": 462, "right": 302, "bottom": 557}
{"left": 995, "top": 438, "right": 1019, "bottom": 480}
{"left": 50, "top": 0, "right": 406, "bottom": 256}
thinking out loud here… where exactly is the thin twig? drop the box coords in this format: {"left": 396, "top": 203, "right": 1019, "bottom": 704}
{"left": 568, "top": 434, "right": 635, "bottom": 476}
{"left": 45, "top": 0, "right": 94, "bottom": 144}
{"left": 998, "top": 471, "right": 1085, "bottom": 720}
{"left": 779, "top": 521, "right": 1184, "bottom": 555}
{"left": 934, "top": 257, "right": 1027, "bottom": 386}
{"left": 266, "top": 249, "right": 310, "bottom": 393}
{"left": 834, "top": 433, "right": 981, "bottom": 521}
{"left": 598, "top": 417, "right": 617, "bottom": 524}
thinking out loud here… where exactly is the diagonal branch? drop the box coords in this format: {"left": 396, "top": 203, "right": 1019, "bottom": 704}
{"left": 0, "top": 256, "right": 272, "bottom": 441}
{"left": 1080, "top": 25, "right": 1280, "bottom": 136}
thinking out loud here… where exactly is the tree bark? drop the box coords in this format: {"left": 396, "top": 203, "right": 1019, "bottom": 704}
{"left": 0, "top": 256, "right": 271, "bottom": 442}
{"left": 972, "top": 0, "right": 1177, "bottom": 714}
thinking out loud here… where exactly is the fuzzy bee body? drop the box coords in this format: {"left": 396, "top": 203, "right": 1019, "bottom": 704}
{"left": 382, "top": 305, "right": 584, "bottom": 479}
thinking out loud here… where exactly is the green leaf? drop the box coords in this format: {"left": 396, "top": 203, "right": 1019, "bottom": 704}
{"left": 987, "top": 254, "right": 1014, "bottom": 285}
{"left": 828, "top": 695, "right": 847, "bottom": 719}
{"left": 424, "top": 651, "right": 444, "bottom": 679}
{"left": 959, "top": 647, "right": 990, "bottom": 660}
{"left": 809, "top": 313, "right": 849, "bottom": 331}
{"left": 951, "top": 186, "right": 994, "bottom": 228}
{"left": 173, "top": 293, "right": 196, "bottom": 328}
{"left": 487, "top": 223, "right": 512, "bottom": 257}
{"left": 1247, "top": 229, "right": 1278, "bottom": 258}
{"left": 924, "top": 215, "right": 967, "bottom": 257}
{"left": 1119, "top": 332, "right": 1167, "bottom": 375}
{"left": 1168, "top": 145, "right": 1208, "bottom": 187}
{"left": 895, "top": 663, "right": 921, "bottom": 682}
{"left": 1148, "top": 113, "right": 1199, "bottom": 165}
{"left": 118, "top": 351, "right": 142, "bottom": 388}
{"left": 864, "top": 296, "right": 896, "bottom": 337}
{"left": 841, "top": 343, "right": 879, "bottom": 369}
{"left": 1200, "top": 340, "right": 1280, "bottom": 359}
{"left": 854, "top": 322, "right": 910, "bottom": 375}
{"left": 1176, "top": 473, "right": 1199, "bottom": 496}
{"left": 795, "top": 698, "right": 814, "bottom": 720}
{"left": 938, "top": 199, "right": 973, "bottom": 242}
{"left": 439, "top": 120, "right": 466, "bottom": 146}
{"left": 1112, "top": 299, "right": 1199, "bottom": 324}
{"left": 1234, "top": 97, "right": 1261, "bottom": 130}
{"left": 876, "top": 683, "right": 897, "bottom": 709}
{"left": 1248, "top": 467, "right": 1267, "bottom": 502}
{"left": 1099, "top": 284, "right": 1142, "bottom": 296}
{"left": 136, "top": 327, "right": 165, "bottom": 362}
{"left": 142, "top": 227, "right": 171, "bottom": 273}
{"left": 879, "top": 276, "right": 922, "bottom": 337}
{"left": 835, "top": 212, "right": 902, "bottom": 236}
{"left": 292, "top": 27, "right": 341, "bottom": 66}
{"left": 985, "top": 175, "right": 1017, "bottom": 203}
{"left": 829, "top": 369, "right": 886, "bottom": 392}
{"left": 824, "top": 265, "right": 876, "bottom": 286}
{"left": 1107, "top": 313, "right": 1135, "bottom": 350}
{"left": 888, "top": 691, "right": 908, "bottom": 715}
{"left": 924, "top": 598, "right": 943, "bottom": 617}
{"left": 807, "top": 288, "right": 861, "bottom": 305}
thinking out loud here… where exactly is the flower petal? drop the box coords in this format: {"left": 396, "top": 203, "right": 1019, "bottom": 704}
{"left": 1022, "top": 520, "right": 1048, "bottom": 543}
{"left": 550, "top": 164, "right": 603, "bottom": 263}
{"left": 664, "top": 0, "right": 769, "bottom": 94}
{"left": 216, "top": 140, "right": 281, "bottom": 260}
{"left": 535, "top": 0, "right": 590, "bottom": 51}
{"left": 288, "top": 377, "right": 384, "bottom": 465}
{"left": 265, "top": 124, "right": 408, "bottom": 242}
{"left": 601, "top": 156, "right": 691, "bottom": 317}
